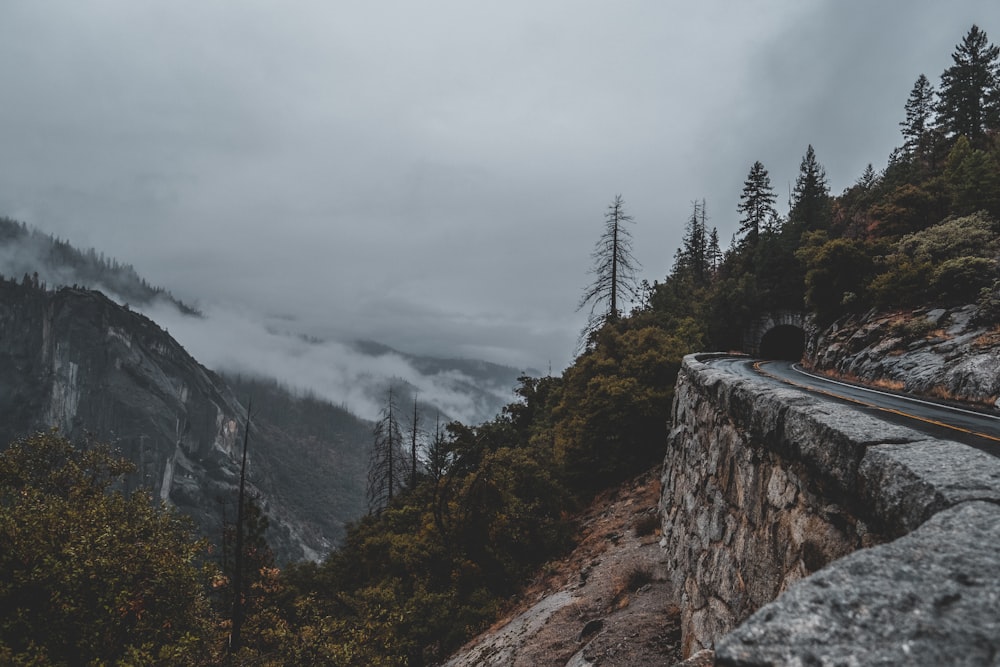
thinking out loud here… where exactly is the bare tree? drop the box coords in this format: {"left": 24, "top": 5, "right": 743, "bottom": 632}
{"left": 408, "top": 394, "right": 422, "bottom": 489}
{"left": 228, "top": 398, "right": 252, "bottom": 655}
{"left": 367, "top": 386, "right": 405, "bottom": 514}
{"left": 578, "top": 194, "right": 641, "bottom": 346}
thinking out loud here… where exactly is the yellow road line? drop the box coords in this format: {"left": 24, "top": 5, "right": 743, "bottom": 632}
{"left": 752, "top": 362, "right": 1000, "bottom": 445}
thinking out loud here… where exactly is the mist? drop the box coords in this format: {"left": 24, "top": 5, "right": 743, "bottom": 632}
{"left": 139, "top": 299, "right": 519, "bottom": 424}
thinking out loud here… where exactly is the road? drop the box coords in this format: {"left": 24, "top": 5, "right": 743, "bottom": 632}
{"left": 706, "top": 356, "right": 1000, "bottom": 456}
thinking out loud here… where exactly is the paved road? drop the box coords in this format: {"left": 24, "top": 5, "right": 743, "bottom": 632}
{"left": 707, "top": 356, "right": 1000, "bottom": 456}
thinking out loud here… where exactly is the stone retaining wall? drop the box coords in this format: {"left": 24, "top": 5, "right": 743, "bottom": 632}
{"left": 660, "top": 353, "right": 1000, "bottom": 664}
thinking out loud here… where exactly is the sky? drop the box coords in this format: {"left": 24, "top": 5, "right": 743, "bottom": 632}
{"left": 1, "top": 1, "right": 998, "bottom": 380}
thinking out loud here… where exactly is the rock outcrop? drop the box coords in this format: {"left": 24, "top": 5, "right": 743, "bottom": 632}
{"left": 661, "top": 353, "right": 1000, "bottom": 664}
{"left": 0, "top": 278, "right": 369, "bottom": 563}
{"left": 806, "top": 305, "right": 1000, "bottom": 408}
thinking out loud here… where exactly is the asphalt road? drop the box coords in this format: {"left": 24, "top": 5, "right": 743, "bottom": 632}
{"left": 707, "top": 356, "right": 1000, "bottom": 456}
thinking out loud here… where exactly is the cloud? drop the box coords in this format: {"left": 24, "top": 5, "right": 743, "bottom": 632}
{"left": 1, "top": 1, "right": 997, "bottom": 375}
{"left": 137, "top": 299, "right": 516, "bottom": 424}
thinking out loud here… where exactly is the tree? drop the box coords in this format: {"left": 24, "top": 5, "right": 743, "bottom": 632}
{"left": 367, "top": 387, "right": 405, "bottom": 514}
{"left": 675, "top": 199, "right": 710, "bottom": 285}
{"left": 944, "top": 135, "right": 1000, "bottom": 217}
{"left": 578, "top": 194, "right": 641, "bottom": 344}
{"left": 425, "top": 412, "right": 452, "bottom": 483}
{"left": 936, "top": 25, "right": 1000, "bottom": 145}
{"left": 0, "top": 432, "right": 216, "bottom": 665}
{"left": 408, "top": 395, "right": 422, "bottom": 489}
{"left": 227, "top": 401, "right": 270, "bottom": 656}
{"left": 737, "top": 161, "right": 778, "bottom": 247}
{"left": 901, "top": 74, "right": 940, "bottom": 159}
{"left": 788, "top": 145, "right": 831, "bottom": 237}
{"left": 707, "top": 226, "right": 722, "bottom": 275}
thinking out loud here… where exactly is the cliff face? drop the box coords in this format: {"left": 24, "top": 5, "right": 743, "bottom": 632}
{"left": 663, "top": 354, "right": 1000, "bottom": 664}
{"left": 0, "top": 279, "right": 368, "bottom": 563}
{"left": 805, "top": 305, "right": 1000, "bottom": 408}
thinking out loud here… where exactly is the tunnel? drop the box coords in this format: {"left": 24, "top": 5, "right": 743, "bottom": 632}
{"left": 758, "top": 324, "right": 805, "bottom": 361}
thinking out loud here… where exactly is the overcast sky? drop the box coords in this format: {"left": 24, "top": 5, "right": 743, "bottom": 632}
{"left": 1, "top": 1, "right": 997, "bottom": 375}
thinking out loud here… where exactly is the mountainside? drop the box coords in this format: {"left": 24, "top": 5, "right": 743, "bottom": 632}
{"left": 0, "top": 276, "right": 370, "bottom": 563}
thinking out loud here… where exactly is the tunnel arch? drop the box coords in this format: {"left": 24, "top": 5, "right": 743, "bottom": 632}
{"left": 758, "top": 324, "right": 806, "bottom": 361}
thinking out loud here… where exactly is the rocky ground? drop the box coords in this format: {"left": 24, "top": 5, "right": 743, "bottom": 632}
{"left": 441, "top": 469, "right": 688, "bottom": 667}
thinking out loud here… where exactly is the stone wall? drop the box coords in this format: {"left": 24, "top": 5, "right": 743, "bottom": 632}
{"left": 661, "top": 353, "right": 1000, "bottom": 664}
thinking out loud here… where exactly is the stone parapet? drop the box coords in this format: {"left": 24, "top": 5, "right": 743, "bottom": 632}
{"left": 661, "top": 353, "right": 1000, "bottom": 664}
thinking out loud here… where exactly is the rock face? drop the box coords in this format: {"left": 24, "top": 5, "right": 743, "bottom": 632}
{"left": 0, "top": 278, "right": 369, "bottom": 563}
{"left": 662, "top": 353, "right": 1000, "bottom": 664}
{"left": 805, "top": 306, "right": 1000, "bottom": 407}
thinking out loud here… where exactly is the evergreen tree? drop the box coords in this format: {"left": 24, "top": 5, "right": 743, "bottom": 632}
{"left": 737, "top": 161, "right": 778, "bottom": 247}
{"left": 578, "top": 194, "right": 641, "bottom": 344}
{"left": 708, "top": 226, "right": 722, "bottom": 275}
{"left": 936, "top": 25, "right": 1000, "bottom": 145}
{"left": 900, "top": 74, "right": 938, "bottom": 157}
{"left": 675, "top": 199, "right": 710, "bottom": 284}
{"left": 367, "top": 387, "right": 405, "bottom": 514}
{"left": 788, "top": 145, "right": 831, "bottom": 237}
{"left": 425, "top": 412, "right": 451, "bottom": 483}
{"left": 857, "top": 163, "right": 878, "bottom": 191}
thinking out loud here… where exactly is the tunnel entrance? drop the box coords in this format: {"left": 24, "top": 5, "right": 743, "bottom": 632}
{"left": 759, "top": 325, "right": 805, "bottom": 361}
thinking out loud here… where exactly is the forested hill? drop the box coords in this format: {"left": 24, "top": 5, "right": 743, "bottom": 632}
{"left": 0, "top": 216, "right": 200, "bottom": 315}
{"left": 647, "top": 24, "right": 1000, "bottom": 350}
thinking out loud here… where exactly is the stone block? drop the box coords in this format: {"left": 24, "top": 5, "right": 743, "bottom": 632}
{"left": 715, "top": 502, "right": 1000, "bottom": 667}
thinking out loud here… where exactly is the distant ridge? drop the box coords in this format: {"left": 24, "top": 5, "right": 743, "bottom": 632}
{"left": 0, "top": 216, "right": 200, "bottom": 316}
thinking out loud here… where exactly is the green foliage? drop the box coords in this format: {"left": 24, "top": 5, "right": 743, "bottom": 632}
{"left": 0, "top": 431, "right": 219, "bottom": 665}
{"left": 869, "top": 213, "right": 1000, "bottom": 308}
{"left": 553, "top": 324, "right": 681, "bottom": 496}
{"left": 868, "top": 180, "right": 950, "bottom": 238}
{"left": 737, "top": 161, "right": 778, "bottom": 247}
{"left": 936, "top": 25, "right": 1000, "bottom": 145}
{"left": 787, "top": 144, "right": 832, "bottom": 238}
{"left": 797, "top": 234, "right": 876, "bottom": 324}
{"left": 943, "top": 136, "right": 1000, "bottom": 216}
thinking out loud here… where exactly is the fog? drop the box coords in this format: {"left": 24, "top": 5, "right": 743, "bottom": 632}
{"left": 1, "top": 1, "right": 996, "bottom": 376}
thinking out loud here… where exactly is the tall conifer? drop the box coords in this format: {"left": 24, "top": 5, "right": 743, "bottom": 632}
{"left": 900, "top": 74, "right": 937, "bottom": 157}
{"left": 788, "top": 145, "right": 831, "bottom": 237}
{"left": 936, "top": 25, "right": 1000, "bottom": 144}
{"left": 737, "top": 161, "right": 778, "bottom": 247}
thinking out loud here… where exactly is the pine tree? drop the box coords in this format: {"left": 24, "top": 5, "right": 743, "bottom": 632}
{"left": 900, "top": 74, "right": 937, "bottom": 157}
{"left": 675, "top": 199, "right": 710, "bottom": 284}
{"left": 425, "top": 412, "right": 451, "bottom": 483}
{"left": 737, "top": 161, "right": 778, "bottom": 247}
{"left": 708, "top": 226, "right": 722, "bottom": 275}
{"left": 788, "top": 145, "right": 831, "bottom": 237}
{"left": 367, "top": 387, "right": 405, "bottom": 514}
{"left": 578, "top": 194, "right": 641, "bottom": 345}
{"left": 936, "top": 25, "right": 1000, "bottom": 145}
{"left": 857, "top": 163, "right": 878, "bottom": 190}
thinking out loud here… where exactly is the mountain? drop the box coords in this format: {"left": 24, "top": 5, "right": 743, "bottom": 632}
{"left": 0, "top": 276, "right": 370, "bottom": 563}
{"left": 0, "top": 218, "right": 535, "bottom": 564}
{"left": 0, "top": 216, "right": 199, "bottom": 315}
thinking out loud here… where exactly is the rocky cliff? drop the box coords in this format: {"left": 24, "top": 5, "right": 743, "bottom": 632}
{"left": 806, "top": 305, "right": 1000, "bottom": 408}
{"left": 0, "top": 277, "right": 369, "bottom": 563}
{"left": 662, "top": 353, "right": 1000, "bottom": 664}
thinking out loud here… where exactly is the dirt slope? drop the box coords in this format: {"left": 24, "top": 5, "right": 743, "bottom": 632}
{"left": 442, "top": 469, "right": 684, "bottom": 667}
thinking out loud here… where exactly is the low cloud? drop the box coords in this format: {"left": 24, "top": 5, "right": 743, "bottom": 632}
{"left": 138, "top": 299, "right": 516, "bottom": 424}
